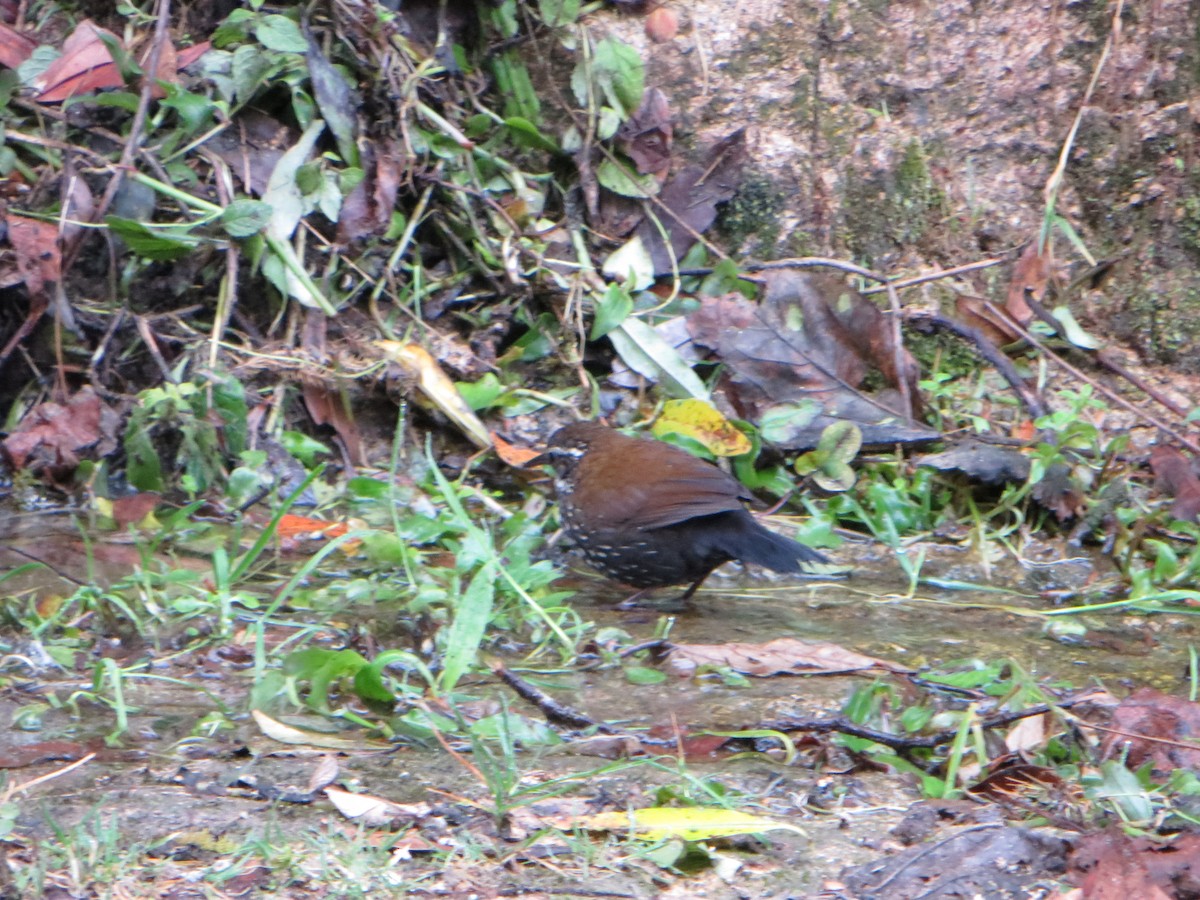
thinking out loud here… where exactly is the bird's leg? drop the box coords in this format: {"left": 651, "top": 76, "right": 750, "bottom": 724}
{"left": 676, "top": 568, "right": 717, "bottom": 604}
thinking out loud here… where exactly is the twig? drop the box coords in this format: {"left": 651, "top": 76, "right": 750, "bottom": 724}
{"left": 492, "top": 662, "right": 621, "bottom": 734}
{"left": 905, "top": 310, "right": 1048, "bottom": 420}
{"left": 764, "top": 692, "right": 1099, "bottom": 753}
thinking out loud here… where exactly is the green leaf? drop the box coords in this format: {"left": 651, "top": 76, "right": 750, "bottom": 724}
{"left": 123, "top": 425, "right": 163, "bottom": 492}
{"left": 813, "top": 460, "right": 855, "bottom": 492}
{"left": 1051, "top": 305, "right": 1102, "bottom": 350}
{"left": 818, "top": 420, "right": 863, "bottom": 464}
{"left": 91, "top": 92, "right": 141, "bottom": 113}
{"left": 254, "top": 14, "right": 308, "bottom": 53}
{"left": 280, "top": 430, "right": 329, "bottom": 465}
{"left": 503, "top": 116, "right": 558, "bottom": 153}
{"left": 105, "top": 216, "right": 196, "bottom": 260}
{"left": 159, "top": 82, "right": 214, "bottom": 133}
{"left": 456, "top": 373, "right": 506, "bottom": 411}
{"left": 231, "top": 44, "right": 275, "bottom": 104}
{"left": 760, "top": 402, "right": 821, "bottom": 446}
{"left": 589, "top": 37, "right": 644, "bottom": 118}
{"left": 596, "top": 157, "right": 658, "bottom": 198}
{"left": 608, "top": 318, "right": 709, "bottom": 400}
{"left": 537, "top": 0, "right": 580, "bottom": 28}
{"left": 625, "top": 666, "right": 667, "bottom": 685}
{"left": 221, "top": 199, "right": 273, "bottom": 238}
{"left": 590, "top": 283, "right": 633, "bottom": 339}
{"left": 439, "top": 563, "right": 497, "bottom": 692}
{"left": 283, "top": 648, "right": 369, "bottom": 713}
{"left": 601, "top": 235, "right": 655, "bottom": 290}
{"left": 491, "top": 52, "right": 540, "bottom": 121}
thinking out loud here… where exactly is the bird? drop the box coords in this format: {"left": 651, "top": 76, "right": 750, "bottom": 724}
{"left": 539, "top": 421, "right": 829, "bottom": 602}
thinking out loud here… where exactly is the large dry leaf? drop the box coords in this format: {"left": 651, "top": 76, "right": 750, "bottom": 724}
{"left": 31, "top": 19, "right": 185, "bottom": 103}
{"left": 1099, "top": 687, "right": 1200, "bottom": 774}
{"left": 2, "top": 387, "right": 117, "bottom": 476}
{"left": 377, "top": 341, "right": 492, "bottom": 449}
{"left": 667, "top": 637, "right": 911, "bottom": 677}
{"left": 325, "top": 787, "right": 432, "bottom": 827}
{"left": 0, "top": 22, "right": 37, "bottom": 69}
{"left": 1005, "top": 242, "right": 1047, "bottom": 325}
{"left": 687, "top": 271, "right": 935, "bottom": 448}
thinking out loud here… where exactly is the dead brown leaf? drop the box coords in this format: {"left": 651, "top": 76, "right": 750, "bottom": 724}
{"left": 0, "top": 22, "right": 37, "bottom": 69}
{"left": 32, "top": 19, "right": 187, "bottom": 102}
{"left": 666, "top": 637, "right": 911, "bottom": 678}
{"left": 336, "top": 138, "right": 404, "bottom": 243}
{"left": 1150, "top": 444, "right": 1200, "bottom": 523}
{"left": 5, "top": 213, "right": 61, "bottom": 296}
{"left": 1068, "top": 828, "right": 1190, "bottom": 900}
{"left": 1005, "top": 242, "right": 1047, "bottom": 325}
{"left": 617, "top": 88, "right": 673, "bottom": 176}
{"left": 687, "top": 271, "right": 934, "bottom": 447}
{"left": 2, "top": 387, "right": 118, "bottom": 478}
{"left": 492, "top": 432, "right": 542, "bottom": 468}
{"left": 1099, "top": 687, "right": 1200, "bottom": 774}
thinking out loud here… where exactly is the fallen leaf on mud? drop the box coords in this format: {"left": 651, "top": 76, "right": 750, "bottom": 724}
{"left": 31, "top": 19, "right": 185, "bottom": 102}
{"left": 107, "top": 492, "right": 161, "bottom": 529}
{"left": 5, "top": 213, "right": 62, "bottom": 296}
{"left": 0, "top": 22, "right": 37, "bottom": 70}
{"left": 1067, "top": 828, "right": 1193, "bottom": 900}
{"left": 918, "top": 442, "right": 1031, "bottom": 485}
{"left": 1005, "top": 241, "right": 1047, "bottom": 325}
{"left": 492, "top": 432, "right": 543, "bottom": 467}
{"left": 666, "top": 637, "right": 911, "bottom": 677}
{"left": 302, "top": 381, "right": 366, "bottom": 466}
{"left": 617, "top": 87, "right": 673, "bottom": 175}
{"left": 562, "top": 807, "right": 805, "bottom": 841}
{"left": 842, "top": 824, "right": 1070, "bottom": 899}
{"left": 203, "top": 110, "right": 296, "bottom": 196}
{"left": 251, "top": 709, "right": 390, "bottom": 751}
{"left": 954, "top": 294, "right": 1022, "bottom": 347}
{"left": 2, "top": 387, "right": 117, "bottom": 477}
{"left": 1099, "top": 687, "right": 1200, "bottom": 774}
{"left": 325, "top": 787, "right": 433, "bottom": 827}
{"left": 967, "top": 761, "right": 1064, "bottom": 804}
{"left": 1150, "top": 445, "right": 1200, "bottom": 522}
{"left": 336, "top": 139, "right": 403, "bottom": 243}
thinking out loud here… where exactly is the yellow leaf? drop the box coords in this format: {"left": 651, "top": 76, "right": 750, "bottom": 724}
{"left": 376, "top": 341, "right": 492, "bottom": 449}
{"left": 652, "top": 400, "right": 751, "bottom": 456}
{"left": 571, "top": 807, "right": 805, "bottom": 841}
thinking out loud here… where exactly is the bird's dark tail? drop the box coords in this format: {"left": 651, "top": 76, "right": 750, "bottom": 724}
{"left": 717, "top": 510, "right": 842, "bottom": 576}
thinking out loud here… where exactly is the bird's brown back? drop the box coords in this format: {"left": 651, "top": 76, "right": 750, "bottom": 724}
{"left": 551, "top": 423, "right": 748, "bottom": 531}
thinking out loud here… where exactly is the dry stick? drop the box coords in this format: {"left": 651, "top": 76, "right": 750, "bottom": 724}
{"left": 980, "top": 298, "right": 1200, "bottom": 456}
{"left": 858, "top": 256, "right": 1010, "bottom": 295}
{"left": 905, "top": 311, "right": 1048, "bottom": 420}
{"left": 764, "top": 692, "right": 1099, "bottom": 753}
{"left": 492, "top": 662, "right": 622, "bottom": 735}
